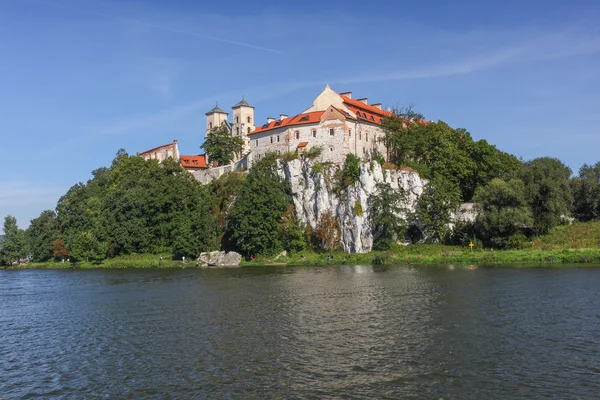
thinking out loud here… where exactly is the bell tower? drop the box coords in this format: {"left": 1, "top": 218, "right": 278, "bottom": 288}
{"left": 231, "top": 97, "right": 255, "bottom": 156}
{"left": 205, "top": 104, "right": 229, "bottom": 133}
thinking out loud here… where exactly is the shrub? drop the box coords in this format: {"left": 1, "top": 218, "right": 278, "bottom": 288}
{"left": 372, "top": 254, "right": 388, "bottom": 265}
{"left": 305, "top": 146, "right": 323, "bottom": 160}
{"left": 281, "top": 151, "right": 299, "bottom": 162}
{"left": 336, "top": 154, "right": 361, "bottom": 196}
{"left": 372, "top": 152, "right": 385, "bottom": 166}
{"left": 311, "top": 163, "right": 324, "bottom": 174}
{"left": 354, "top": 201, "right": 363, "bottom": 216}
{"left": 314, "top": 211, "right": 341, "bottom": 251}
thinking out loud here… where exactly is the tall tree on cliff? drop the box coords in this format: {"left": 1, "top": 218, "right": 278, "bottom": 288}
{"left": 224, "top": 153, "right": 292, "bottom": 256}
{"left": 0, "top": 215, "right": 27, "bottom": 265}
{"left": 201, "top": 125, "right": 244, "bottom": 166}
{"left": 381, "top": 116, "right": 520, "bottom": 201}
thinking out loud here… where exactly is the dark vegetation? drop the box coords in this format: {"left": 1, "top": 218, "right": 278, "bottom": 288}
{"left": 2, "top": 106, "right": 600, "bottom": 266}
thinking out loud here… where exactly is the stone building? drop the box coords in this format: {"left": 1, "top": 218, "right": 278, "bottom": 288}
{"left": 246, "top": 85, "right": 390, "bottom": 164}
{"left": 138, "top": 140, "right": 180, "bottom": 162}
{"left": 138, "top": 85, "right": 399, "bottom": 181}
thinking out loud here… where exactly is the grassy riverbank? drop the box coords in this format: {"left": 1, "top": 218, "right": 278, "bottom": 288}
{"left": 7, "top": 222, "right": 600, "bottom": 269}
{"left": 16, "top": 253, "right": 187, "bottom": 270}
{"left": 245, "top": 245, "right": 600, "bottom": 267}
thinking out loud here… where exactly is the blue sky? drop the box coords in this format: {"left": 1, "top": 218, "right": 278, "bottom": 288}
{"left": 1, "top": 0, "right": 600, "bottom": 227}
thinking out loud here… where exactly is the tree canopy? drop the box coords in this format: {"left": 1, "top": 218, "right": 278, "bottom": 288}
{"left": 519, "top": 157, "right": 572, "bottom": 235}
{"left": 201, "top": 125, "right": 244, "bottom": 166}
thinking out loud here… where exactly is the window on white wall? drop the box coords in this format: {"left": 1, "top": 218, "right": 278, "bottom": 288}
{"left": 236, "top": 117, "right": 239, "bottom": 123}
{"left": 312, "top": 129, "right": 316, "bottom": 138}
{"left": 270, "top": 137, "right": 273, "bottom": 143}
{"left": 295, "top": 131, "right": 300, "bottom": 139}
{"left": 209, "top": 122, "right": 213, "bottom": 129}
{"left": 329, "top": 128, "right": 334, "bottom": 136}
{"left": 277, "top": 135, "right": 280, "bottom": 142}
{"left": 247, "top": 116, "right": 251, "bottom": 123}
{"left": 366, "top": 132, "right": 369, "bottom": 142}
{"left": 255, "top": 140, "right": 258, "bottom": 147}
{"left": 236, "top": 127, "right": 239, "bottom": 135}
{"left": 348, "top": 129, "right": 352, "bottom": 137}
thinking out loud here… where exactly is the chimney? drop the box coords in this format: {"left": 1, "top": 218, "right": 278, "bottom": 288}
{"left": 267, "top": 117, "right": 276, "bottom": 124}
{"left": 357, "top": 98, "right": 368, "bottom": 105}
{"left": 279, "top": 114, "right": 288, "bottom": 121}
{"left": 372, "top": 103, "right": 382, "bottom": 110}
{"left": 340, "top": 92, "right": 352, "bottom": 99}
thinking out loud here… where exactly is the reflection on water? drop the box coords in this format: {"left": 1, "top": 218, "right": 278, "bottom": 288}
{"left": 1, "top": 265, "right": 600, "bottom": 399}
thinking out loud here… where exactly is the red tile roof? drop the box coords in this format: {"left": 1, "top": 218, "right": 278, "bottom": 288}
{"left": 297, "top": 141, "right": 309, "bottom": 148}
{"left": 180, "top": 154, "right": 207, "bottom": 169}
{"left": 249, "top": 111, "right": 324, "bottom": 135}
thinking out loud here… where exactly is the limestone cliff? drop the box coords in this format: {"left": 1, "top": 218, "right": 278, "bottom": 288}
{"left": 278, "top": 158, "right": 426, "bottom": 253}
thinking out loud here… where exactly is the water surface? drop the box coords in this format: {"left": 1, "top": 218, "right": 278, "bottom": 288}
{"left": 1, "top": 265, "right": 599, "bottom": 399}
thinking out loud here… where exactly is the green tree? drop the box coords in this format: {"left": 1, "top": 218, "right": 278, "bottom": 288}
{"left": 26, "top": 210, "right": 59, "bottom": 262}
{"left": 473, "top": 179, "right": 533, "bottom": 248}
{"left": 201, "top": 125, "right": 244, "bottom": 166}
{"left": 0, "top": 215, "right": 27, "bottom": 265}
{"left": 381, "top": 117, "right": 520, "bottom": 201}
{"left": 415, "top": 175, "right": 461, "bottom": 242}
{"left": 56, "top": 150, "right": 219, "bottom": 259}
{"left": 224, "top": 153, "right": 292, "bottom": 256}
{"left": 571, "top": 162, "right": 600, "bottom": 221}
{"left": 519, "top": 157, "right": 572, "bottom": 235}
{"left": 70, "top": 231, "right": 105, "bottom": 262}
{"left": 369, "top": 183, "right": 408, "bottom": 250}
{"left": 279, "top": 206, "right": 307, "bottom": 253}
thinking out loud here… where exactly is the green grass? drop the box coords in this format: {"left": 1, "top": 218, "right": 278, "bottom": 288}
{"left": 532, "top": 221, "right": 600, "bottom": 250}
{"left": 10, "top": 222, "right": 600, "bottom": 269}
{"left": 12, "top": 253, "right": 188, "bottom": 270}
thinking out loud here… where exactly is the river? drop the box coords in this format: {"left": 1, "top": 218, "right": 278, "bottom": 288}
{"left": 1, "top": 265, "right": 599, "bottom": 399}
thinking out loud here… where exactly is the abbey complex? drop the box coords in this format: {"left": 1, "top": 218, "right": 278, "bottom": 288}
{"left": 138, "top": 85, "right": 405, "bottom": 182}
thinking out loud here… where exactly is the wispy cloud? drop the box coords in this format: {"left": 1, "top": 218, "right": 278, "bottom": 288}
{"left": 333, "top": 27, "right": 600, "bottom": 85}
{"left": 34, "top": 0, "right": 283, "bottom": 54}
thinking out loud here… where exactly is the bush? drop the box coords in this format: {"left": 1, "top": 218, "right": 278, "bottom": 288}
{"left": 311, "top": 163, "right": 324, "bottom": 174}
{"left": 281, "top": 151, "right": 299, "bottom": 162}
{"left": 314, "top": 211, "right": 341, "bottom": 251}
{"left": 305, "top": 146, "right": 323, "bottom": 160}
{"left": 336, "top": 154, "right": 361, "bottom": 195}
{"left": 372, "top": 254, "right": 388, "bottom": 265}
{"left": 372, "top": 152, "right": 385, "bottom": 166}
{"left": 354, "top": 201, "right": 363, "bottom": 216}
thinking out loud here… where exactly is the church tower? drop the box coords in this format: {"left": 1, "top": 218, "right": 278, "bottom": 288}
{"left": 231, "top": 97, "right": 255, "bottom": 157}
{"left": 231, "top": 97, "right": 255, "bottom": 136}
{"left": 205, "top": 104, "right": 229, "bottom": 133}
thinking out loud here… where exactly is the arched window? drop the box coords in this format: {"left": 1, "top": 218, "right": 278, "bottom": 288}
{"left": 247, "top": 116, "right": 251, "bottom": 123}
{"left": 247, "top": 127, "right": 251, "bottom": 134}
{"left": 209, "top": 122, "right": 213, "bottom": 129}
{"left": 236, "top": 127, "right": 239, "bottom": 135}
{"left": 236, "top": 116, "right": 239, "bottom": 123}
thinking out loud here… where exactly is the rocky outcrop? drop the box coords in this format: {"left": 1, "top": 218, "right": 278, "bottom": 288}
{"left": 278, "top": 158, "right": 426, "bottom": 253}
{"left": 197, "top": 251, "right": 242, "bottom": 267}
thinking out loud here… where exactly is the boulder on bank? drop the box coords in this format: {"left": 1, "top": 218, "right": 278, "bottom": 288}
{"left": 197, "top": 251, "right": 242, "bottom": 267}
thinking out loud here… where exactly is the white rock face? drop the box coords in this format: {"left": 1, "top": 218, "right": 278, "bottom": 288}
{"left": 278, "top": 158, "right": 426, "bottom": 253}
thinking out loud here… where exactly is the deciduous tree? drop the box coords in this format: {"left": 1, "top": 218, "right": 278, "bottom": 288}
{"left": 201, "top": 125, "right": 244, "bottom": 166}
